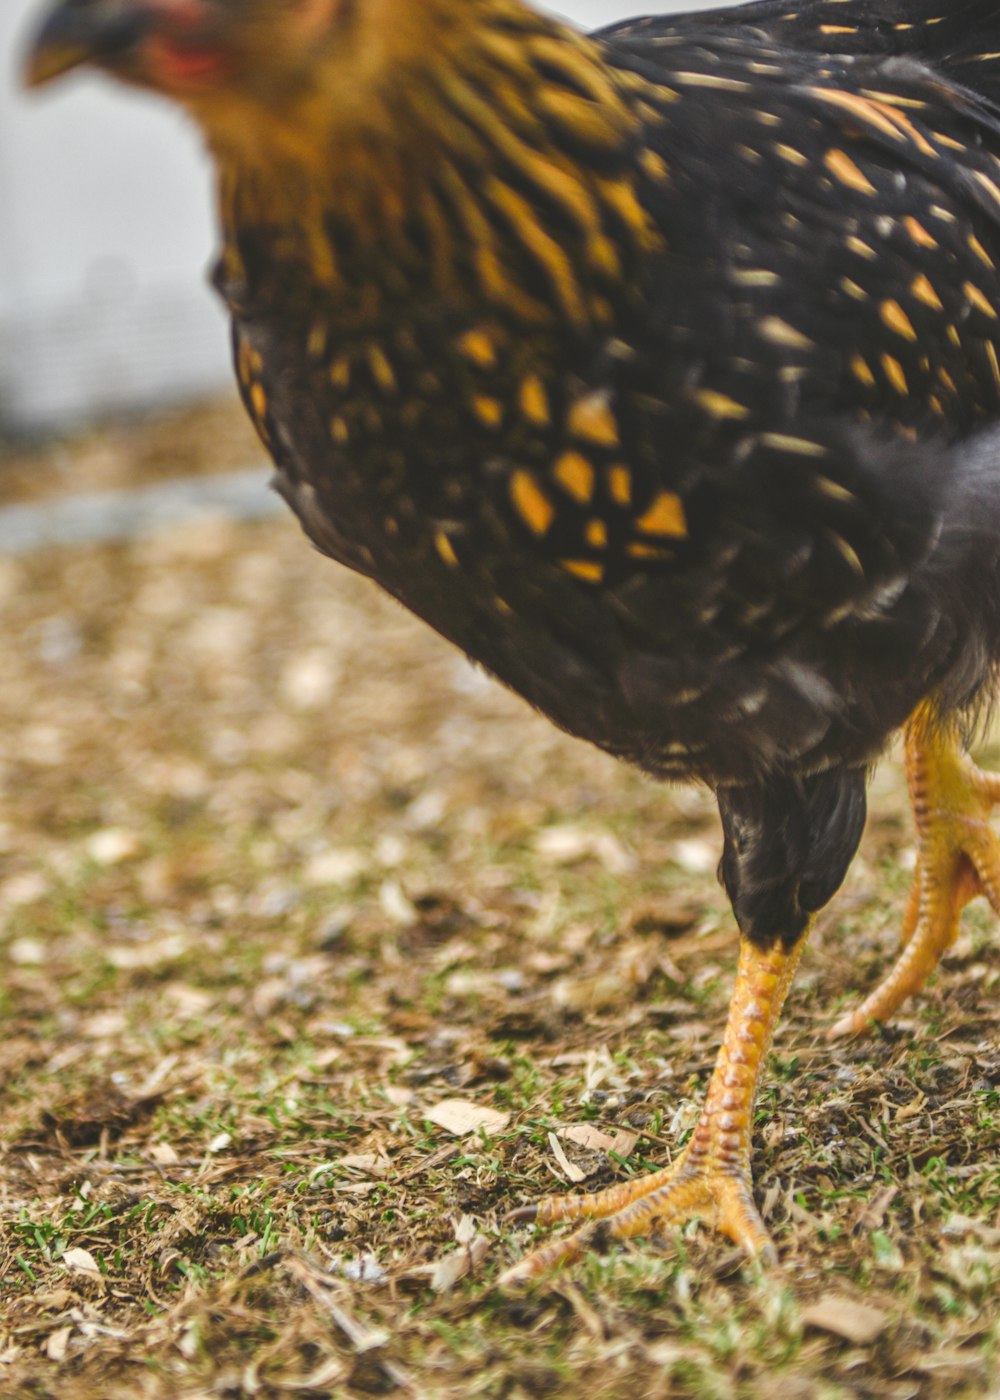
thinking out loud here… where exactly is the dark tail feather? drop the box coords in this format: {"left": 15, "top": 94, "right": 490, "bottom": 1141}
{"left": 613, "top": 0, "right": 1000, "bottom": 105}
{"left": 928, "top": 420, "right": 1000, "bottom": 711}
{"left": 927, "top": 3, "right": 1000, "bottom": 104}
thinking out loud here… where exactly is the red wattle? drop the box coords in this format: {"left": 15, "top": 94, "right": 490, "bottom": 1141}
{"left": 145, "top": 36, "right": 229, "bottom": 90}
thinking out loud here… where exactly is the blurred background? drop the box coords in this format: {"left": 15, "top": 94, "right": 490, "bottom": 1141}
{"left": 0, "top": 0, "right": 728, "bottom": 435}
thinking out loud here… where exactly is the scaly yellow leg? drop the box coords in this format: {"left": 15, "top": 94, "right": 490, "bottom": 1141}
{"left": 831, "top": 701, "right": 1000, "bottom": 1037}
{"left": 499, "top": 934, "right": 804, "bottom": 1284}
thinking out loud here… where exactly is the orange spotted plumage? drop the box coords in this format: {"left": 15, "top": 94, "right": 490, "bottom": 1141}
{"left": 24, "top": 0, "right": 1000, "bottom": 1275}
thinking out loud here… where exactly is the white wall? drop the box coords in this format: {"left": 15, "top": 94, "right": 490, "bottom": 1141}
{"left": 0, "top": 0, "right": 735, "bottom": 430}
{"left": 1, "top": 0, "right": 229, "bottom": 427}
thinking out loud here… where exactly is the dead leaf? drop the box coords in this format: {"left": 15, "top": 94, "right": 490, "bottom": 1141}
{"left": 338, "top": 1254, "right": 389, "bottom": 1284}
{"left": 534, "top": 824, "right": 634, "bottom": 874}
{"left": 335, "top": 1153, "right": 392, "bottom": 1176}
{"left": 562, "top": 1124, "right": 617, "bottom": 1153}
{"left": 612, "top": 1129, "right": 639, "bottom": 1159}
{"left": 670, "top": 837, "right": 717, "bottom": 874}
{"left": 425, "top": 1099, "right": 510, "bottom": 1136}
{"left": 554, "top": 1282, "right": 605, "bottom": 1340}
{"left": 454, "top": 1214, "right": 478, "bottom": 1246}
{"left": 106, "top": 933, "right": 189, "bottom": 970}
{"left": 553, "top": 972, "right": 629, "bottom": 1013}
{"left": 280, "top": 649, "right": 341, "bottom": 711}
{"left": 912, "top": 1347, "right": 993, "bottom": 1375}
{"left": 379, "top": 879, "right": 418, "bottom": 925}
{"left": 162, "top": 983, "right": 214, "bottom": 1018}
{"left": 853, "top": 1185, "right": 899, "bottom": 1235}
{"left": 45, "top": 1327, "right": 72, "bottom": 1363}
{"left": 430, "top": 1235, "right": 490, "bottom": 1293}
{"left": 628, "top": 895, "right": 703, "bottom": 939}
{"left": 273, "top": 1357, "right": 345, "bottom": 1391}
{"left": 149, "top": 1142, "right": 180, "bottom": 1166}
{"left": 801, "top": 1294, "right": 888, "bottom": 1345}
{"left": 548, "top": 1131, "right": 586, "bottom": 1184}
{"left": 895, "top": 1091, "right": 927, "bottom": 1122}
{"left": 86, "top": 827, "right": 143, "bottom": 865}
{"left": 61, "top": 1247, "right": 101, "bottom": 1276}
{"left": 4, "top": 876, "right": 50, "bottom": 913}
{"left": 80, "top": 1010, "right": 128, "bottom": 1039}
{"left": 303, "top": 848, "right": 367, "bottom": 888}
{"left": 941, "top": 1214, "right": 1000, "bottom": 1246}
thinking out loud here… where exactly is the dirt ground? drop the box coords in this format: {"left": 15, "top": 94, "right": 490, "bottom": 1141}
{"left": 0, "top": 398, "right": 998, "bottom": 1400}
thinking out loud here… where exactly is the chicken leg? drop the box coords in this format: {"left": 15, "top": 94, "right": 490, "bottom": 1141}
{"left": 831, "top": 700, "right": 1000, "bottom": 1037}
{"left": 500, "top": 934, "right": 804, "bottom": 1283}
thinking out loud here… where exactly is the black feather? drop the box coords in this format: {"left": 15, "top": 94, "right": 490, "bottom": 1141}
{"left": 211, "top": 0, "right": 1000, "bottom": 946}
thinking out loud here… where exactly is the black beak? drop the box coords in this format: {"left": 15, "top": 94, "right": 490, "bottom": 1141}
{"left": 23, "top": 0, "right": 151, "bottom": 89}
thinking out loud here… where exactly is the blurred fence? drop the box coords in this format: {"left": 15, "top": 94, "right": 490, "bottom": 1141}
{"left": 0, "top": 0, "right": 727, "bottom": 433}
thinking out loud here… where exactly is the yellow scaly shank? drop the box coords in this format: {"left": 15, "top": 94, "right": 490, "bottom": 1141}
{"left": 500, "top": 934, "right": 805, "bottom": 1283}
{"left": 831, "top": 701, "right": 1000, "bottom": 1037}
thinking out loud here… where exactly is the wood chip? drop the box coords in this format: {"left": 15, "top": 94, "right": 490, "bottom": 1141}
{"left": 801, "top": 1294, "right": 888, "bottom": 1345}
{"left": 424, "top": 1099, "right": 510, "bottom": 1136}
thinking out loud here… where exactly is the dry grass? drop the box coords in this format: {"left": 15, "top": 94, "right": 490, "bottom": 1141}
{"left": 0, "top": 398, "right": 259, "bottom": 506}
{"left": 0, "top": 401, "right": 998, "bottom": 1399}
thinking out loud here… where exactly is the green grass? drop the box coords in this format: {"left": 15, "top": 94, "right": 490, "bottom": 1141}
{"left": 0, "top": 429, "right": 998, "bottom": 1398}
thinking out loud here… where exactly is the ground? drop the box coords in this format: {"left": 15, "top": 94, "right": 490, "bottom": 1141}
{"left": 0, "top": 399, "right": 998, "bottom": 1400}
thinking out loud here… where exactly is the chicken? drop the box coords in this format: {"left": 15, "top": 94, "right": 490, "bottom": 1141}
{"left": 23, "top": 0, "right": 1000, "bottom": 1279}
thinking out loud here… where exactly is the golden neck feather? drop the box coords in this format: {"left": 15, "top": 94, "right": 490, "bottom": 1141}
{"left": 202, "top": 0, "right": 660, "bottom": 327}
